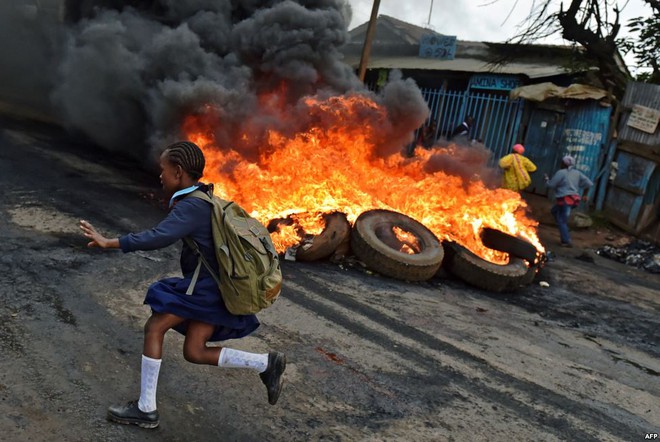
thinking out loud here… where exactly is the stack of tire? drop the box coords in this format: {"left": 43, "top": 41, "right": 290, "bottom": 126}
{"left": 350, "top": 210, "right": 541, "bottom": 292}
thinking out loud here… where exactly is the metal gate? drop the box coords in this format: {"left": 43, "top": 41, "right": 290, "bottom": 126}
{"left": 418, "top": 88, "right": 525, "bottom": 162}
{"left": 523, "top": 108, "right": 565, "bottom": 195}
{"left": 524, "top": 100, "right": 612, "bottom": 197}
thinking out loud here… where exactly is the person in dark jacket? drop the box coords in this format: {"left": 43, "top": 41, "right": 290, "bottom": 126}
{"left": 448, "top": 115, "right": 474, "bottom": 144}
{"left": 79, "top": 141, "right": 286, "bottom": 429}
{"left": 417, "top": 120, "right": 438, "bottom": 149}
{"left": 545, "top": 155, "right": 594, "bottom": 247}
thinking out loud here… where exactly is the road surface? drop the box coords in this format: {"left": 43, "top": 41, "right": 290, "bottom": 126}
{"left": 0, "top": 117, "right": 658, "bottom": 441}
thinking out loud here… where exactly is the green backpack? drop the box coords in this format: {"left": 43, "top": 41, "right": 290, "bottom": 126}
{"left": 183, "top": 187, "right": 282, "bottom": 315}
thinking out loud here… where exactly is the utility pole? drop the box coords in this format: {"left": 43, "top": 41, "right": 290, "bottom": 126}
{"left": 427, "top": 0, "right": 434, "bottom": 26}
{"left": 357, "top": 0, "right": 381, "bottom": 82}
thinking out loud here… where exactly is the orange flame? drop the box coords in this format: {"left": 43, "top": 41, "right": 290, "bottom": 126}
{"left": 184, "top": 94, "right": 543, "bottom": 264}
{"left": 392, "top": 226, "right": 421, "bottom": 255}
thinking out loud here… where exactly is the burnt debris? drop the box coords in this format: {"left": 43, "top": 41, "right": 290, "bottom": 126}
{"left": 596, "top": 240, "right": 660, "bottom": 274}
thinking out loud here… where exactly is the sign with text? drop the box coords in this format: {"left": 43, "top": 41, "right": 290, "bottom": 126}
{"left": 419, "top": 34, "right": 457, "bottom": 60}
{"left": 563, "top": 128, "right": 604, "bottom": 175}
{"left": 469, "top": 74, "right": 522, "bottom": 91}
{"left": 627, "top": 104, "right": 660, "bottom": 134}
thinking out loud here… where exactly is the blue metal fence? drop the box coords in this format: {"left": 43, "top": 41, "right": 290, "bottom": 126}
{"left": 418, "top": 88, "right": 525, "bottom": 163}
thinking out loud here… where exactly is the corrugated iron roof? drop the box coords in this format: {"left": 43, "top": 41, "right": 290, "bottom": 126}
{"left": 343, "top": 14, "right": 629, "bottom": 79}
{"left": 341, "top": 54, "right": 572, "bottom": 78}
{"left": 349, "top": 15, "right": 430, "bottom": 44}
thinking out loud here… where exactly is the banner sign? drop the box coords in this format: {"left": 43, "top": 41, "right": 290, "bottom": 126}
{"left": 627, "top": 104, "right": 660, "bottom": 134}
{"left": 419, "top": 34, "right": 457, "bottom": 60}
{"left": 469, "top": 74, "right": 522, "bottom": 91}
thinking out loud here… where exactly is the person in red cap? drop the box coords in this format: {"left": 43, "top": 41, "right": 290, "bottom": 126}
{"left": 498, "top": 144, "right": 537, "bottom": 191}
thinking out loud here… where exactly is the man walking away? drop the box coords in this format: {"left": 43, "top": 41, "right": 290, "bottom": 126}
{"left": 545, "top": 155, "right": 593, "bottom": 247}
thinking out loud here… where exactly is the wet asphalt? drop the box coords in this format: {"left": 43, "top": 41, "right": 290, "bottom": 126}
{"left": 0, "top": 116, "right": 658, "bottom": 441}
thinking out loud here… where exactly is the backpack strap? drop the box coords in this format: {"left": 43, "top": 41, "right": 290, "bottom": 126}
{"left": 260, "top": 236, "right": 279, "bottom": 258}
{"left": 182, "top": 188, "right": 215, "bottom": 294}
{"left": 187, "top": 189, "right": 214, "bottom": 203}
{"left": 182, "top": 187, "right": 245, "bottom": 296}
{"left": 187, "top": 189, "right": 234, "bottom": 212}
{"left": 183, "top": 237, "right": 221, "bottom": 295}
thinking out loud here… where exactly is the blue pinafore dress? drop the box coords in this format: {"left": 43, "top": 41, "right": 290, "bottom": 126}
{"left": 118, "top": 184, "right": 259, "bottom": 341}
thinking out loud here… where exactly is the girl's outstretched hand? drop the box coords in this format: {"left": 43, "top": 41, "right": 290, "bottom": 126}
{"left": 79, "top": 220, "right": 115, "bottom": 248}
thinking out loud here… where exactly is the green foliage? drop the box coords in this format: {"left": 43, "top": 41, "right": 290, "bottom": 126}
{"left": 635, "top": 71, "right": 659, "bottom": 83}
{"left": 618, "top": 11, "right": 660, "bottom": 84}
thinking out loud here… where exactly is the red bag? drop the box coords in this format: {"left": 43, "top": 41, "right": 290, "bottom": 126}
{"left": 558, "top": 195, "right": 581, "bottom": 207}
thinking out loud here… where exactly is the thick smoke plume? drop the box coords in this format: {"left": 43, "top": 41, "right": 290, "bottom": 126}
{"left": 0, "top": 0, "right": 504, "bottom": 189}
{"left": 423, "top": 141, "right": 501, "bottom": 189}
{"left": 0, "top": 0, "right": 428, "bottom": 166}
{"left": 0, "top": 3, "right": 62, "bottom": 120}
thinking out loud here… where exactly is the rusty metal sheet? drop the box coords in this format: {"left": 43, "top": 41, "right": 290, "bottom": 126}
{"left": 619, "top": 82, "right": 660, "bottom": 146}
{"left": 509, "top": 83, "right": 609, "bottom": 102}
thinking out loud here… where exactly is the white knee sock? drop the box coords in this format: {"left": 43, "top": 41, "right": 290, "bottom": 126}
{"left": 218, "top": 348, "right": 269, "bottom": 373}
{"left": 138, "top": 355, "right": 161, "bottom": 413}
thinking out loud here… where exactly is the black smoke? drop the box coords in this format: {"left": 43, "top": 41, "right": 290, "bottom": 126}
{"left": 0, "top": 3, "right": 63, "bottom": 120}
{"left": 423, "top": 140, "right": 501, "bottom": 189}
{"left": 1, "top": 0, "right": 429, "bottom": 166}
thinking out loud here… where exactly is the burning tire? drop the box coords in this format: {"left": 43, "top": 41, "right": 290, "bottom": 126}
{"left": 351, "top": 209, "right": 444, "bottom": 281}
{"left": 480, "top": 227, "right": 539, "bottom": 264}
{"left": 296, "top": 212, "right": 351, "bottom": 262}
{"left": 442, "top": 240, "right": 529, "bottom": 292}
{"left": 520, "top": 265, "right": 539, "bottom": 286}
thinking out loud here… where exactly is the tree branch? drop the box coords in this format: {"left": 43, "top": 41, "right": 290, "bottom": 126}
{"left": 557, "top": 0, "right": 628, "bottom": 96}
{"left": 644, "top": 0, "right": 660, "bottom": 13}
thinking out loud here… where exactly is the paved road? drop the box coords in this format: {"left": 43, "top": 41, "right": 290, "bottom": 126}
{"left": 1, "top": 117, "right": 658, "bottom": 441}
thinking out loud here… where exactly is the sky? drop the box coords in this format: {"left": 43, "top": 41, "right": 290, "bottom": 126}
{"left": 347, "top": 0, "right": 650, "bottom": 72}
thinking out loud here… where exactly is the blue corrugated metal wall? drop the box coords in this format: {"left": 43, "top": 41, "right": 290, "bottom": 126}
{"left": 524, "top": 100, "right": 612, "bottom": 197}
{"left": 604, "top": 151, "right": 657, "bottom": 228}
{"left": 602, "top": 82, "right": 660, "bottom": 237}
{"left": 418, "top": 88, "right": 525, "bottom": 162}
{"left": 523, "top": 109, "right": 565, "bottom": 195}
{"left": 560, "top": 100, "right": 612, "bottom": 184}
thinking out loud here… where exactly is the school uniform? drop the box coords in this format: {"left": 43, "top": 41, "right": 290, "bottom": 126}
{"left": 118, "top": 183, "right": 259, "bottom": 341}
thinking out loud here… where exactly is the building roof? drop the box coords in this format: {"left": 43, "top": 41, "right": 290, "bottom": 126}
{"left": 349, "top": 14, "right": 430, "bottom": 45}
{"left": 341, "top": 54, "right": 578, "bottom": 78}
{"left": 342, "top": 15, "right": 596, "bottom": 79}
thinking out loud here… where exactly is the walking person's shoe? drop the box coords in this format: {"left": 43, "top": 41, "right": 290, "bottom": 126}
{"left": 260, "top": 352, "right": 286, "bottom": 405}
{"left": 107, "top": 400, "right": 159, "bottom": 429}
{"left": 560, "top": 242, "right": 573, "bottom": 248}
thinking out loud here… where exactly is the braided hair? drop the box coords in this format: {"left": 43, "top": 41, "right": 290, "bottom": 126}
{"left": 163, "top": 141, "right": 205, "bottom": 180}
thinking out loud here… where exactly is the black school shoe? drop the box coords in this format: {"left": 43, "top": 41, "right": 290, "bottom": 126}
{"left": 107, "top": 400, "right": 159, "bottom": 429}
{"left": 260, "top": 352, "right": 286, "bottom": 405}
